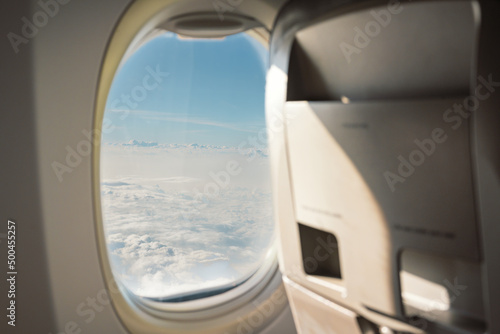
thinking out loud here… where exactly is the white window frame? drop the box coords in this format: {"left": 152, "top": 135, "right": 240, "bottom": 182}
{"left": 92, "top": 1, "right": 287, "bottom": 333}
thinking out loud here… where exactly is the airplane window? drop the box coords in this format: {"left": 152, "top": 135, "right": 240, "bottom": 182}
{"left": 99, "top": 31, "right": 274, "bottom": 301}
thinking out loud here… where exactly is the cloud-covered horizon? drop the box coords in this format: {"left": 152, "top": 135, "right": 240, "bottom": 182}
{"left": 103, "top": 140, "right": 269, "bottom": 157}
{"left": 100, "top": 143, "right": 274, "bottom": 298}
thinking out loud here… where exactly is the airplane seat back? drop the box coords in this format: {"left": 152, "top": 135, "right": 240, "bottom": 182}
{"left": 267, "top": 0, "right": 500, "bottom": 333}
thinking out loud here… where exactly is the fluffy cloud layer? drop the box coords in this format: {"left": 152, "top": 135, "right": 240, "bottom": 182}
{"left": 100, "top": 144, "right": 274, "bottom": 298}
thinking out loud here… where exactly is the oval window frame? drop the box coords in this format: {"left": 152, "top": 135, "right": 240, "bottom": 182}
{"left": 92, "top": 1, "right": 287, "bottom": 333}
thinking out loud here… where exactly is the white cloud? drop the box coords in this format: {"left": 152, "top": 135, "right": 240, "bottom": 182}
{"left": 123, "top": 139, "right": 159, "bottom": 147}
{"left": 103, "top": 141, "right": 269, "bottom": 157}
{"left": 100, "top": 147, "right": 274, "bottom": 298}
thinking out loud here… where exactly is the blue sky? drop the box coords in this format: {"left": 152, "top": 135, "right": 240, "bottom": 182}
{"left": 103, "top": 32, "right": 269, "bottom": 146}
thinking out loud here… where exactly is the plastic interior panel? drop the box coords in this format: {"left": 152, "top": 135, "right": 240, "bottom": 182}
{"left": 285, "top": 99, "right": 480, "bottom": 321}
{"left": 267, "top": 0, "right": 497, "bottom": 332}
{"left": 287, "top": 1, "right": 476, "bottom": 101}
{"left": 400, "top": 249, "right": 486, "bottom": 333}
{"left": 283, "top": 276, "right": 364, "bottom": 334}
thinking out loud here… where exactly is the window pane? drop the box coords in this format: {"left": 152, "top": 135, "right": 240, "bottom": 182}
{"left": 100, "top": 32, "right": 274, "bottom": 299}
